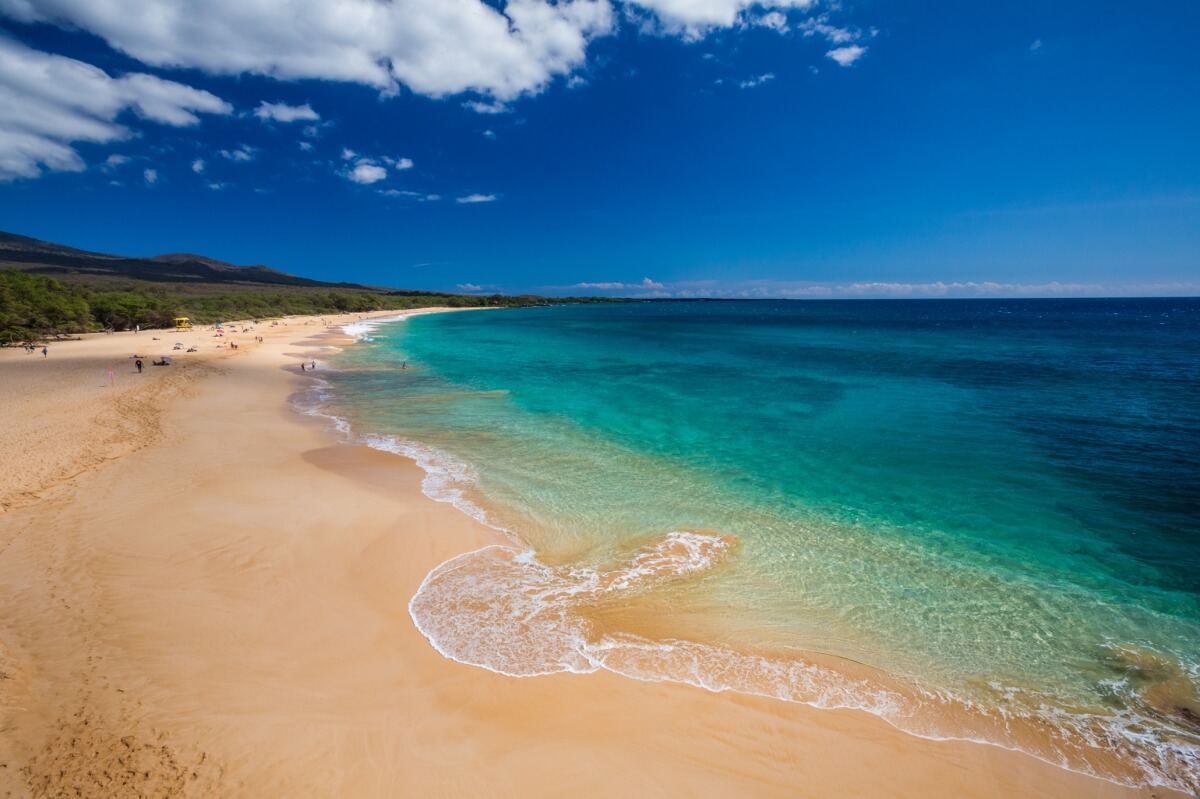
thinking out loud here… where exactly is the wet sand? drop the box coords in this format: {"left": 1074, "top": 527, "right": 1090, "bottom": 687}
{"left": 0, "top": 313, "right": 1181, "bottom": 798}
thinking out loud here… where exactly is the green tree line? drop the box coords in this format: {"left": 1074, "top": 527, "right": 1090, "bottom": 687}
{"left": 0, "top": 270, "right": 92, "bottom": 342}
{"left": 0, "top": 269, "right": 616, "bottom": 343}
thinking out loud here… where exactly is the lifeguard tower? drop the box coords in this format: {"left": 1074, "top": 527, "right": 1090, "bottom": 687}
{"left": 174, "top": 317, "right": 192, "bottom": 330}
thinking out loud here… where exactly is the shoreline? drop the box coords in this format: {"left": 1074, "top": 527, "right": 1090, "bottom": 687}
{"left": 0, "top": 311, "right": 1180, "bottom": 797}
{"left": 318, "top": 312, "right": 1196, "bottom": 796}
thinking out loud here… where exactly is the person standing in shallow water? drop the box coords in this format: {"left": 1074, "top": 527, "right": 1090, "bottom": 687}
{"left": 300, "top": 362, "right": 305, "bottom": 372}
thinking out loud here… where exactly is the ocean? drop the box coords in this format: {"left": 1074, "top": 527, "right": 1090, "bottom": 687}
{"left": 311, "top": 299, "right": 1200, "bottom": 792}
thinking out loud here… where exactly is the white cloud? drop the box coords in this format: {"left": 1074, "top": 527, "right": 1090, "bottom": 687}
{"left": 253, "top": 100, "right": 320, "bottom": 123}
{"left": 579, "top": 279, "right": 1200, "bottom": 299}
{"left": 1, "top": 1, "right": 851, "bottom": 105}
{"left": 298, "top": 141, "right": 313, "bottom": 151}
{"left": 118, "top": 73, "right": 229, "bottom": 124}
{"left": 191, "top": 157, "right": 205, "bottom": 173}
{"left": 143, "top": 167, "right": 157, "bottom": 184}
{"left": 738, "top": 73, "right": 774, "bottom": 89}
{"left": 347, "top": 160, "right": 387, "bottom": 184}
{"left": 207, "top": 181, "right": 224, "bottom": 189}
{"left": 104, "top": 153, "right": 129, "bottom": 169}
{"left": 799, "top": 17, "right": 858, "bottom": 45}
{"left": 630, "top": 0, "right": 815, "bottom": 39}
{"left": 219, "top": 145, "right": 255, "bottom": 162}
{"left": 826, "top": 45, "right": 867, "bottom": 67}
{"left": 0, "top": 35, "right": 231, "bottom": 181}
{"left": 457, "top": 283, "right": 483, "bottom": 291}
{"left": 1030, "top": 39, "right": 1043, "bottom": 53}
{"left": 344, "top": 152, "right": 410, "bottom": 183}
{"left": 457, "top": 193, "right": 496, "bottom": 203}
{"left": 5, "top": 0, "right": 613, "bottom": 102}
{"left": 423, "top": 194, "right": 441, "bottom": 201}
{"left": 572, "top": 277, "right": 664, "bottom": 290}
{"left": 463, "top": 99, "right": 510, "bottom": 115}
{"left": 744, "top": 10, "right": 788, "bottom": 33}
{"left": 482, "top": 129, "right": 496, "bottom": 139}
{"left": 0, "top": 1, "right": 873, "bottom": 183}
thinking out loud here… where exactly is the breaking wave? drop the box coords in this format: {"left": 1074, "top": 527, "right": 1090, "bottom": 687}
{"left": 406, "top": 536, "right": 1200, "bottom": 794}
{"left": 342, "top": 313, "right": 417, "bottom": 342}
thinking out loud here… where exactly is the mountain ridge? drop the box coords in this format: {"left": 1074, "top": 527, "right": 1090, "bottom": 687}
{"left": 0, "top": 231, "right": 371, "bottom": 290}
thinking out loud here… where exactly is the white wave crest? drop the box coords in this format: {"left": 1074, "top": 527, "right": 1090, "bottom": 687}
{"left": 360, "top": 433, "right": 493, "bottom": 528}
{"left": 408, "top": 538, "right": 1200, "bottom": 794}
{"left": 408, "top": 532, "right": 741, "bottom": 678}
{"left": 342, "top": 313, "right": 414, "bottom": 342}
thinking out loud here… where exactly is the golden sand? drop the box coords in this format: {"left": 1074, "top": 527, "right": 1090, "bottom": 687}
{"left": 0, "top": 313, "right": 1180, "bottom": 797}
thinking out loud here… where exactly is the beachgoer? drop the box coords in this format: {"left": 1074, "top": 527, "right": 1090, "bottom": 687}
{"left": 310, "top": 360, "right": 316, "bottom": 370}
{"left": 300, "top": 363, "right": 306, "bottom": 372}
{"left": 135, "top": 359, "right": 143, "bottom": 373}
{"left": 402, "top": 361, "right": 407, "bottom": 370}
{"left": 42, "top": 347, "right": 47, "bottom": 357}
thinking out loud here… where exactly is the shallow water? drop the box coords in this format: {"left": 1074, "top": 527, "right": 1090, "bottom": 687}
{"left": 320, "top": 300, "right": 1200, "bottom": 792}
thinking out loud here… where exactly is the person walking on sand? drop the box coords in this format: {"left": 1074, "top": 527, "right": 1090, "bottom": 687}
{"left": 41, "top": 346, "right": 47, "bottom": 358}
{"left": 135, "top": 359, "right": 143, "bottom": 373}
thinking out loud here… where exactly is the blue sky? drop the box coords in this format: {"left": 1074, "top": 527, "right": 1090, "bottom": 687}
{"left": 1, "top": 0, "right": 1197, "bottom": 297}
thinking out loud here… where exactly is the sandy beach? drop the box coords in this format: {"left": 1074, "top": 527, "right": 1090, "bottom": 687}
{"left": 0, "top": 313, "right": 1182, "bottom": 798}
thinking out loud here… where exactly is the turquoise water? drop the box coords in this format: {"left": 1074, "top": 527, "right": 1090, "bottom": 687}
{"left": 322, "top": 300, "right": 1199, "bottom": 791}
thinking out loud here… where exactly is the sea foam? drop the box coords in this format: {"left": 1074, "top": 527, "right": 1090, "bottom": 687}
{"left": 341, "top": 313, "right": 415, "bottom": 342}
{"left": 406, "top": 537, "right": 1200, "bottom": 793}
